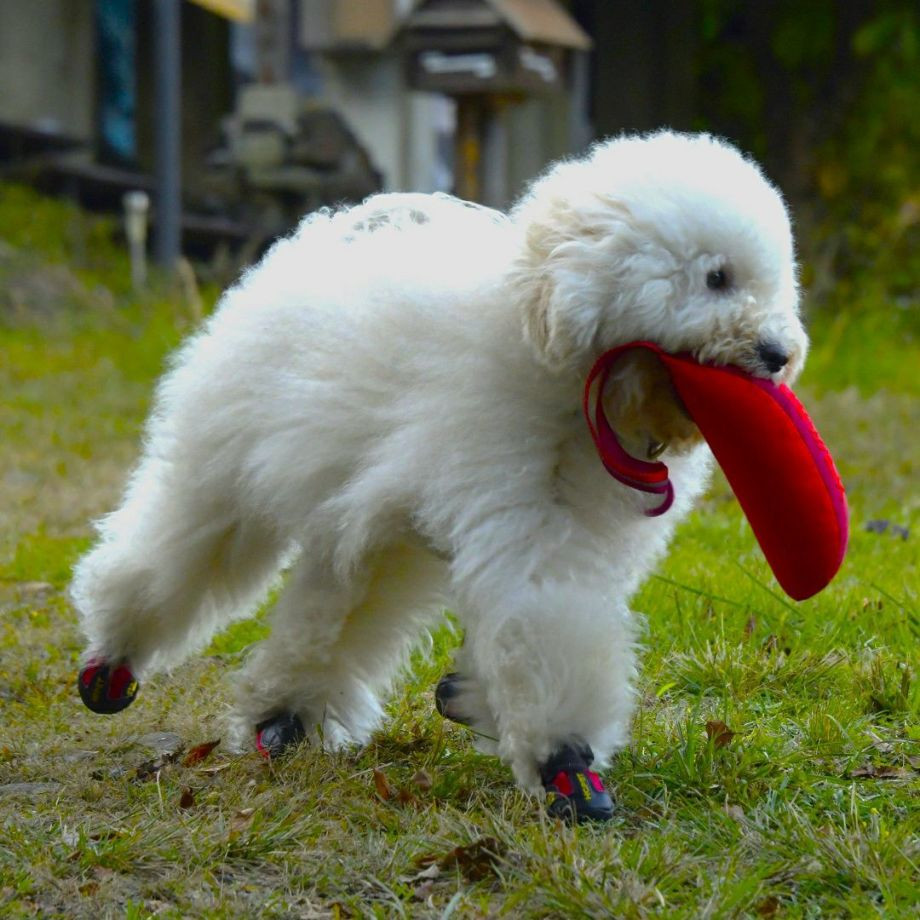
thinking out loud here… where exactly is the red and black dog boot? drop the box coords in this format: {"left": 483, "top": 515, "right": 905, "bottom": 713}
{"left": 78, "top": 659, "right": 139, "bottom": 714}
{"left": 255, "top": 712, "right": 306, "bottom": 759}
{"left": 541, "top": 742, "right": 614, "bottom": 823}
{"left": 434, "top": 672, "right": 472, "bottom": 726}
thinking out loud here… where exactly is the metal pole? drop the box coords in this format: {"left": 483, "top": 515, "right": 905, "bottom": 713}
{"left": 153, "top": 0, "right": 181, "bottom": 269}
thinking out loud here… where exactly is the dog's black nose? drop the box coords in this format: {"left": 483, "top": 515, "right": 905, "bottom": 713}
{"left": 756, "top": 341, "right": 789, "bottom": 374}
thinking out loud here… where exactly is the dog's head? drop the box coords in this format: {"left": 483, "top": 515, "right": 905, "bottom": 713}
{"left": 509, "top": 131, "right": 806, "bottom": 459}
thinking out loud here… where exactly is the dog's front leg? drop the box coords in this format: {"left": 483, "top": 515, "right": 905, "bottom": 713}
{"left": 452, "top": 565, "right": 638, "bottom": 821}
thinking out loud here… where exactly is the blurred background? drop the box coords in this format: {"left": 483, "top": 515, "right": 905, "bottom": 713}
{"left": 0, "top": 11, "right": 917, "bottom": 915}
{"left": 0, "top": 0, "right": 917, "bottom": 307}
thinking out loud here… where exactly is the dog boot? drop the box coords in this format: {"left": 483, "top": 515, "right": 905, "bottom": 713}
{"left": 78, "top": 658, "right": 139, "bottom": 714}
{"left": 434, "top": 672, "right": 472, "bottom": 725}
{"left": 255, "top": 712, "right": 306, "bottom": 759}
{"left": 540, "top": 742, "right": 614, "bottom": 823}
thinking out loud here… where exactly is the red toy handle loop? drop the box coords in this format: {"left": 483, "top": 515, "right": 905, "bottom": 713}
{"left": 583, "top": 342, "right": 674, "bottom": 516}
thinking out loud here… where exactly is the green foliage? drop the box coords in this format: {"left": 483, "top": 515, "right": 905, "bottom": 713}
{"left": 697, "top": 2, "right": 920, "bottom": 327}
{"left": 813, "top": 6, "right": 920, "bottom": 306}
{"left": 697, "top": 0, "right": 845, "bottom": 162}
{"left": 0, "top": 182, "right": 222, "bottom": 346}
{"left": 802, "top": 301, "right": 919, "bottom": 395}
{"left": 0, "top": 183, "right": 133, "bottom": 295}
{"left": 0, "top": 532, "right": 90, "bottom": 589}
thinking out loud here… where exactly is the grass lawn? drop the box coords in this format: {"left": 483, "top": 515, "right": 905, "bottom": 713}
{"left": 0, "top": 188, "right": 918, "bottom": 918}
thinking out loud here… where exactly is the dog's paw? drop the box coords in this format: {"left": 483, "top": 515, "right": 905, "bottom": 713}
{"left": 78, "top": 658, "right": 140, "bottom": 714}
{"left": 255, "top": 712, "right": 306, "bottom": 759}
{"left": 434, "top": 672, "right": 472, "bottom": 725}
{"left": 434, "top": 672, "right": 501, "bottom": 754}
{"left": 541, "top": 742, "right": 614, "bottom": 823}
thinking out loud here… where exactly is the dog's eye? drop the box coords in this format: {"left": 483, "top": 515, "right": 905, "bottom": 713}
{"left": 706, "top": 269, "right": 729, "bottom": 291}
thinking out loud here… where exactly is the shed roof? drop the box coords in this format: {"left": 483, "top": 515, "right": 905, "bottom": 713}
{"left": 493, "top": 0, "right": 591, "bottom": 49}
{"left": 404, "top": 0, "right": 592, "bottom": 50}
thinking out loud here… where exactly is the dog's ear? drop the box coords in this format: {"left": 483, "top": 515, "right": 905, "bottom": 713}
{"left": 511, "top": 180, "right": 638, "bottom": 372}
{"left": 513, "top": 208, "right": 605, "bottom": 372}
{"left": 519, "top": 243, "right": 573, "bottom": 370}
{"left": 520, "top": 273, "right": 595, "bottom": 371}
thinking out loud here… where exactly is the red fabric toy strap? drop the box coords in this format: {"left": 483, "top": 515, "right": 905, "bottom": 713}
{"left": 583, "top": 341, "right": 849, "bottom": 600}
{"left": 583, "top": 342, "right": 674, "bottom": 516}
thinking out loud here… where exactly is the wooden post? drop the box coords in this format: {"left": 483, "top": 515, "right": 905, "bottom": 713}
{"left": 481, "top": 96, "right": 509, "bottom": 209}
{"left": 454, "top": 95, "right": 482, "bottom": 202}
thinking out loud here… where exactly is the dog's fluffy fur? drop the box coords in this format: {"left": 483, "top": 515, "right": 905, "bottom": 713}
{"left": 72, "top": 131, "right": 806, "bottom": 792}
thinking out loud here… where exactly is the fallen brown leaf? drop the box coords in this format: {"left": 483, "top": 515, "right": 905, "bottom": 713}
{"left": 412, "top": 769, "right": 433, "bottom": 791}
{"left": 178, "top": 787, "right": 195, "bottom": 809}
{"left": 439, "top": 837, "right": 506, "bottom": 881}
{"left": 875, "top": 766, "right": 912, "bottom": 778}
{"left": 756, "top": 895, "right": 780, "bottom": 917}
{"left": 198, "top": 762, "right": 232, "bottom": 775}
{"left": 182, "top": 739, "right": 220, "bottom": 767}
{"left": 850, "top": 764, "right": 913, "bottom": 779}
{"left": 373, "top": 768, "right": 392, "bottom": 801}
{"left": 706, "top": 720, "right": 736, "bottom": 748}
{"left": 396, "top": 787, "right": 418, "bottom": 807}
{"left": 849, "top": 764, "right": 875, "bottom": 778}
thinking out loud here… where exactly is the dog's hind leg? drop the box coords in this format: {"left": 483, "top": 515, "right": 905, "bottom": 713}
{"left": 72, "top": 455, "right": 285, "bottom": 688}
{"left": 231, "top": 537, "right": 447, "bottom": 755}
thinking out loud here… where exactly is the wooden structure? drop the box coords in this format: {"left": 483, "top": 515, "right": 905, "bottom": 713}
{"left": 399, "top": 0, "right": 591, "bottom": 203}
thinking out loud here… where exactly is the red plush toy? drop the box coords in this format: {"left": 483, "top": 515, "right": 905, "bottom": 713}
{"left": 584, "top": 341, "right": 848, "bottom": 601}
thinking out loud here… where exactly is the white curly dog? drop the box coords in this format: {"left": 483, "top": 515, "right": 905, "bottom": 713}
{"left": 72, "top": 131, "right": 806, "bottom": 821}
